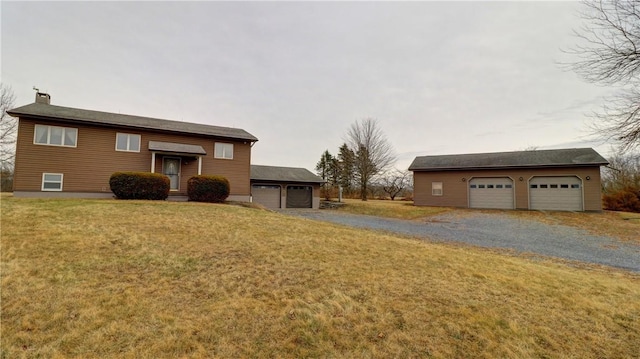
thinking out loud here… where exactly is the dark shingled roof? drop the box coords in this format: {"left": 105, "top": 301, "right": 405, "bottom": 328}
{"left": 409, "top": 148, "right": 608, "bottom": 171}
{"left": 251, "top": 165, "right": 324, "bottom": 183}
{"left": 7, "top": 102, "right": 258, "bottom": 142}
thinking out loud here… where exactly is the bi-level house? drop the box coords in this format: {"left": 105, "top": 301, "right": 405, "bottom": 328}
{"left": 8, "top": 92, "right": 258, "bottom": 200}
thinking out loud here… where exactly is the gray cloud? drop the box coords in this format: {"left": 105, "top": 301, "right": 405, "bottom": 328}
{"left": 1, "top": 1, "right": 615, "bottom": 173}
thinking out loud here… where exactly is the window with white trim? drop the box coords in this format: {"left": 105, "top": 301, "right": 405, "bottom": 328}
{"left": 34, "top": 125, "right": 77, "bottom": 147}
{"left": 116, "top": 133, "right": 141, "bottom": 152}
{"left": 42, "top": 173, "right": 63, "bottom": 191}
{"left": 432, "top": 182, "right": 443, "bottom": 196}
{"left": 214, "top": 142, "right": 234, "bottom": 159}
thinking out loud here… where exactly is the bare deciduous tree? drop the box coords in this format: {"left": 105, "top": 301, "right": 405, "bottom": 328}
{"left": 380, "top": 169, "right": 411, "bottom": 200}
{"left": 603, "top": 152, "right": 640, "bottom": 192}
{"left": 564, "top": 0, "right": 640, "bottom": 152}
{"left": 345, "top": 118, "right": 396, "bottom": 201}
{"left": 1, "top": 84, "right": 17, "bottom": 190}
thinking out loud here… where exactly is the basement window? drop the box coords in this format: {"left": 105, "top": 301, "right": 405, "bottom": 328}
{"left": 42, "top": 173, "right": 63, "bottom": 191}
{"left": 432, "top": 182, "right": 443, "bottom": 196}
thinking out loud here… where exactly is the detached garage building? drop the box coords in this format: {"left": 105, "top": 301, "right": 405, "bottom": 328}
{"left": 250, "top": 165, "right": 324, "bottom": 209}
{"left": 409, "top": 148, "right": 609, "bottom": 211}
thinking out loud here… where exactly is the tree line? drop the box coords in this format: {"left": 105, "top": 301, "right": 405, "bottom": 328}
{"left": 315, "top": 118, "right": 411, "bottom": 201}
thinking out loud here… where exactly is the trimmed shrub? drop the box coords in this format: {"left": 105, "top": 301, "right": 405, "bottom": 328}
{"left": 187, "top": 175, "right": 230, "bottom": 203}
{"left": 109, "top": 172, "right": 170, "bottom": 200}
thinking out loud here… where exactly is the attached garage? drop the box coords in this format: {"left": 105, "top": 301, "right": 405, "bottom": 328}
{"left": 529, "top": 176, "right": 583, "bottom": 211}
{"left": 286, "top": 186, "right": 313, "bottom": 208}
{"left": 469, "top": 177, "right": 514, "bottom": 209}
{"left": 251, "top": 185, "right": 281, "bottom": 209}
{"left": 250, "top": 165, "right": 323, "bottom": 209}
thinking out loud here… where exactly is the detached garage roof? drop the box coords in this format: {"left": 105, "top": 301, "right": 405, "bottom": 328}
{"left": 8, "top": 102, "right": 258, "bottom": 142}
{"left": 409, "top": 148, "right": 608, "bottom": 171}
{"left": 251, "top": 165, "right": 324, "bottom": 183}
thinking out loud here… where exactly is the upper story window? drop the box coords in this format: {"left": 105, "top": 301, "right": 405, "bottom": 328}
{"left": 214, "top": 142, "right": 234, "bottom": 159}
{"left": 34, "top": 124, "right": 77, "bottom": 147}
{"left": 116, "top": 133, "right": 141, "bottom": 152}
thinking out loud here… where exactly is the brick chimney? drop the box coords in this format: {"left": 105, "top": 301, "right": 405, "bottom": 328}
{"left": 35, "top": 92, "right": 50, "bottom": 104}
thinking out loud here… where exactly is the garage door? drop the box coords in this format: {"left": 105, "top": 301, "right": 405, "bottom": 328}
{"left": 252, "top": 185, "right": 281, "bottom": 209}
{"left": 469, "top": 177, "right": 514, "bottom": 209}
{"left": 286, "top": 185, "right": 312, "bottom": 208}
{"left": 529, "top": 176, "right": 583, "bottom": 211}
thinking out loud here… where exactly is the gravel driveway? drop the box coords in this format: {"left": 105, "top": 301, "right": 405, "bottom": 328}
{"left": 281, "top": 210, "right": 640, "bottom": 272}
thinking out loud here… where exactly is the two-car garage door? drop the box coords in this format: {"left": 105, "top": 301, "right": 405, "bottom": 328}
{"left": 469, "top": 177, "right": 514, "bottom": 209}
{"left": 251, "top": 185, "right": 313, "bottom": 209}
{"left": 468, "top": 176, "right": 583, "bottom": 211}
{"left": 529, "top": 176, "right": 583, "bottom": 211}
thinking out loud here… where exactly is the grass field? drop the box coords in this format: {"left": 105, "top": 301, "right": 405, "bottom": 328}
{"left": 2, "top": 196, "right": 639, "bottom": 358}
{"left": 335, "top": 198, "right": 640, "bottom": 243}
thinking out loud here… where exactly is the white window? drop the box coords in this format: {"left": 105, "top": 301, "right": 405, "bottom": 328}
{"left": 214, "top": 142, "right": 233, "bottom": 159}
{"left": 42, "top": 173, "right": 63, "bottom": 191}
{"left": 34, "top": 125, "right": 77, "bottom": 147}
{"left": 116, "top": 133, "right": 141, "bottom": 152}
{"left": 432, "top": 182, "right": 443, "bottom": 196}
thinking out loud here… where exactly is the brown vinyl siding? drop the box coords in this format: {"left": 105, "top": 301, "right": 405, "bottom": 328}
{"left": 14, "top": 118, "right": 251, "bottom": 196}
{"left": 413, "top": 167, "right": 603, "bottom": 211}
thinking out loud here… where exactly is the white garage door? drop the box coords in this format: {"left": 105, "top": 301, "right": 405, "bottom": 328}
{"left": 529, "top": 176, "right": 583, "bottom": 211}
{"left": 469, "top": 177, "right": 514, "bottom": 209}
{"left": 252, "top": 185, "right": 281, "bottom": 209}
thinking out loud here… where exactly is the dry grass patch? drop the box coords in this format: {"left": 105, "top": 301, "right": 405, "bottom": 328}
{"left": 334, "top": 198, "right": 451, "bottom": 219}
{"left": 2, "top": 198, "right": 640, "bottom": 358}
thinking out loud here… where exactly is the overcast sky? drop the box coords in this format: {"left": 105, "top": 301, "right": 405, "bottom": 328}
{"left": 1, "top": 1, "right": 614, "bottom": 171}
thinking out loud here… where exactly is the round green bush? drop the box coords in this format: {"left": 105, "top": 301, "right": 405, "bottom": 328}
{"left": 109, "top": 172, "right": 170, "bottom": 200}
{"left": 187, "top": 175, "right": 230, "bottom": 203}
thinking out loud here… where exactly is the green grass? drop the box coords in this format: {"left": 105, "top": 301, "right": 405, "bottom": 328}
{"left": 2, "top": 197, "right": 639, "bottom": 358}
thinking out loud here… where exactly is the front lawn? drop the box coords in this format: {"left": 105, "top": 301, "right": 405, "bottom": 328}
{"left": 2, "top": 197, "right": 639, "bottom": 358}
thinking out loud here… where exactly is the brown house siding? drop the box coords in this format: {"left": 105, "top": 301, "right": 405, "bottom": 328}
{"left": 413, "top": 167, "right": 603, "bottom": 211}
{"left": 14, "top": 118, "right": 251, "bottom": 197}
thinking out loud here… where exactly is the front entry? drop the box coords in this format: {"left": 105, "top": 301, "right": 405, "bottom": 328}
{"left": 163, "top": 157, "right": 181, "bottom": 190}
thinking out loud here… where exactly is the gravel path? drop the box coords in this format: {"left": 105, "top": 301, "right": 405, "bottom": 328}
{"left": 281, "top": 210, "right": 640, "bottom": 272}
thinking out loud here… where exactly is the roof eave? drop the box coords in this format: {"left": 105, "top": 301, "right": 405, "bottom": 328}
{"left": 9, "top": 111, "right": 259, "bottom": 142}
{"left": 251, "top": 178, "right": 324, "bottom": 184}
{"left": 409, "top": 163, "right": 609, "bottom": 171}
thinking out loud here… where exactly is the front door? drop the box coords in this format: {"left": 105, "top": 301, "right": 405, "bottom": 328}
{"left": 163, "top": 157, "right": 181, "bottom": 190}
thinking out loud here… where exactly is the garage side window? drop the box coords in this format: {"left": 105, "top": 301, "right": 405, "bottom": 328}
{"left": 214, "top": 143, "right": 234, "bottom": 159}
{"left": 432, "top": 182, "right": 443, "bottom": 196}
{"left": 42, "top": 173, "right": 63, "bottom": 191}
